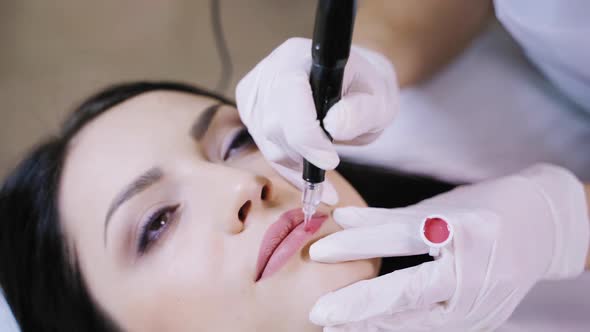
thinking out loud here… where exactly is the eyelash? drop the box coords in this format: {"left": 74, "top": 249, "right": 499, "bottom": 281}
{"left": 137, "top": 204, "right": 180, "bottom": 255}
{"left": 223, "top": 127, "right": 255, "bottom": 161}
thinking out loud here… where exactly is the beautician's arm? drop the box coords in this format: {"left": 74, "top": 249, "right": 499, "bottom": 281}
{"left": 586, "top": 184, "right": 590, "bottom": 270}
{"left": 353, "top": 0, "right": 494, "bottom": 87}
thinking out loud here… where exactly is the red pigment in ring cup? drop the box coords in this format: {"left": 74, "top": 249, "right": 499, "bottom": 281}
{"left": 423, "top": 217, "right": 451, "bottom": 244}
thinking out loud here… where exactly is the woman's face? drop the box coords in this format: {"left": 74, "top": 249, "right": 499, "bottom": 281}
{"left": 59, "top": 91, "right": 379, "bottom": 332}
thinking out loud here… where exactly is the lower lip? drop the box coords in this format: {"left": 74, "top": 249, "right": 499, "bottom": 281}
{"left": 256, "top": 209, "right": 327, "bottom": 281}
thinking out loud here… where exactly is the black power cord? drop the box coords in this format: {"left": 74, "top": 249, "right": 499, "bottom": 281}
{"left": 210, "top": 0, "right": 233, "bottom": 94}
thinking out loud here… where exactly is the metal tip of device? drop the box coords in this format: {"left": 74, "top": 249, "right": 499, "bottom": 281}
{"left": 303, "top": 212, "right": 313, "bottom": 231}
{"left": 301, "top": 181, "right": 322, "bottom": 232}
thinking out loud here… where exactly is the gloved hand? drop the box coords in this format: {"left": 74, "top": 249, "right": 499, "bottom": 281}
{"left": 309, "top": 163, "right": 590, "bottom": 331}
{"left": 236, "top": 38, "right": 399, "bottom": 204}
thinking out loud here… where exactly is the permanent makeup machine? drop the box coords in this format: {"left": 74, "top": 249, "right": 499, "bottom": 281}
{"left": 302, "top": 0, "right": 357, "bottom": 226}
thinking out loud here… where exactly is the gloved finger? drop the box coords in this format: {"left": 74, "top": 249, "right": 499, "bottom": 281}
{"left": 323, "top": 47, "right": 398, "bottom": 144}
{"left": 342, "top": 305, "right": 447, "bottom": 332}
{"left": 331, "top": 207, "right": 423, "bottom": 228}
{"left": 321, "top": 308, "right": 432, "bottom": 332}
{"left": 310, "top": 209, "right": 428, "bottom": 263}
{"left": 273, "top": 71, "right": 340, "bottom": 170}
{"left": 270, "top": 162, "right": 339, "bottom": 205}
{"left": 310, "top": 223, "right": 428, "bottom": 263}
{"left": 320, "top": 179, "right": 339, "bottom": 206}
{"left": 310, "top": 255, "right": 455, "bottom": 327}
{"left": 349, "top": 45, "right": 399, "bottom": 98}
{"left": 323, "top": 92, "right": 389, "bottom": 143}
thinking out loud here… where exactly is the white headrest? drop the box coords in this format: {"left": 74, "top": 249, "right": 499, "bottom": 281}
{"left": 0, "top": 290, "right": 19, "bottom": 332}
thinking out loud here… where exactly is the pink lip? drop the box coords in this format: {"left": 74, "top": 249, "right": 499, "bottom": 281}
{"left": 255, "top": 209, "right": 328, "bottom": 282}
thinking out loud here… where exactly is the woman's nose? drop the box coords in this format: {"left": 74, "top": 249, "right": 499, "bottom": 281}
{"left": 228, "top": 174, "right": 274, "bottom": 233}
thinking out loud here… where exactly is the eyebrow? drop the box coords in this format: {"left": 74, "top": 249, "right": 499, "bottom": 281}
{"left": 190, "top": 103, "right": 223, "bottom": 140}
{"left": 104, "top": 167, "right": 164, "bottom": 246}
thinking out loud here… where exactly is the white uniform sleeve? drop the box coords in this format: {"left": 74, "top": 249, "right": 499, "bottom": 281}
{"left": 336, "top": 23, "right": 590, "bottom": 183}
{"left": 495, "top": 0, "right": 590, "bottom": 112}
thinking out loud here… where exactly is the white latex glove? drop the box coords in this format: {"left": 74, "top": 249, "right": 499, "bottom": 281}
{"left": 309, "top": 163, "right": 589, "bottom": 331}
{"left": 236, "top": 38, "right": 399, "bottom": 205}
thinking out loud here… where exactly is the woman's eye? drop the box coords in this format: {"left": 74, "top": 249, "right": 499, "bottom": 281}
{"left": 223, "top": 127, "right": 255, "bottom": 161}
{"left": 137, "top": 205, "right": 180, "bottom": 255}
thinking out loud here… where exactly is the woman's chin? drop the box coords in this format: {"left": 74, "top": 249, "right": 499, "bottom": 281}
{"left": 252, "top": 217, "right": 380, "bottom": 331}
{"left": 292, "top": 256, "right": 380, "bottom": 331}
{"left": 300, "top": 217, "right": 381, "bottom": 300}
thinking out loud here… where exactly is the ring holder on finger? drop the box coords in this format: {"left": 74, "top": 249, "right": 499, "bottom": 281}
{"left": 420, "top": 215, "right": 454, "bottom": 257}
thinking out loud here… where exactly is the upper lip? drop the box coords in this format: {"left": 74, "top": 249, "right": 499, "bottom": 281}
{"left": 254, "top": 208, "right": 326, "bottom": 281}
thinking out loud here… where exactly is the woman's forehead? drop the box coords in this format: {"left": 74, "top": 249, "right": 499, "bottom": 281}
{"left": 66, "top": 91, "right": 222, "bottom": 159}
{"left": 74, "top": 91, "right": 221, "bottom": 138}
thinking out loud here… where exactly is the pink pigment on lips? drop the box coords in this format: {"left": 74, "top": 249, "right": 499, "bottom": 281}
{"left": 423, "top": 217, "right": 450, "bottom": 244}
{"left": 303, "top": 216, "right": 324, "bottom": 233}
{"left": 255, "top": 209, "right": 328, "bottom": 282}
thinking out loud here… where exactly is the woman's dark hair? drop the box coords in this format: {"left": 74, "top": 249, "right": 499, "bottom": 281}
{"left": 0, "top": 81, "right": 234, "bottom": 332}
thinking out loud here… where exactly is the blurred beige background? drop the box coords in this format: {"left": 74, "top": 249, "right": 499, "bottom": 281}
{"left": 0, "top": 0, "right": 314, "bottom": 177}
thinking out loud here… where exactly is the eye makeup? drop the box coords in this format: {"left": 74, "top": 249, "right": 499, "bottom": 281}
{"left": 220, "top": 127, "right": 256, "bottom": 161}
{"left": 136, "top": 203, "right": 181, "bottom": 256}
